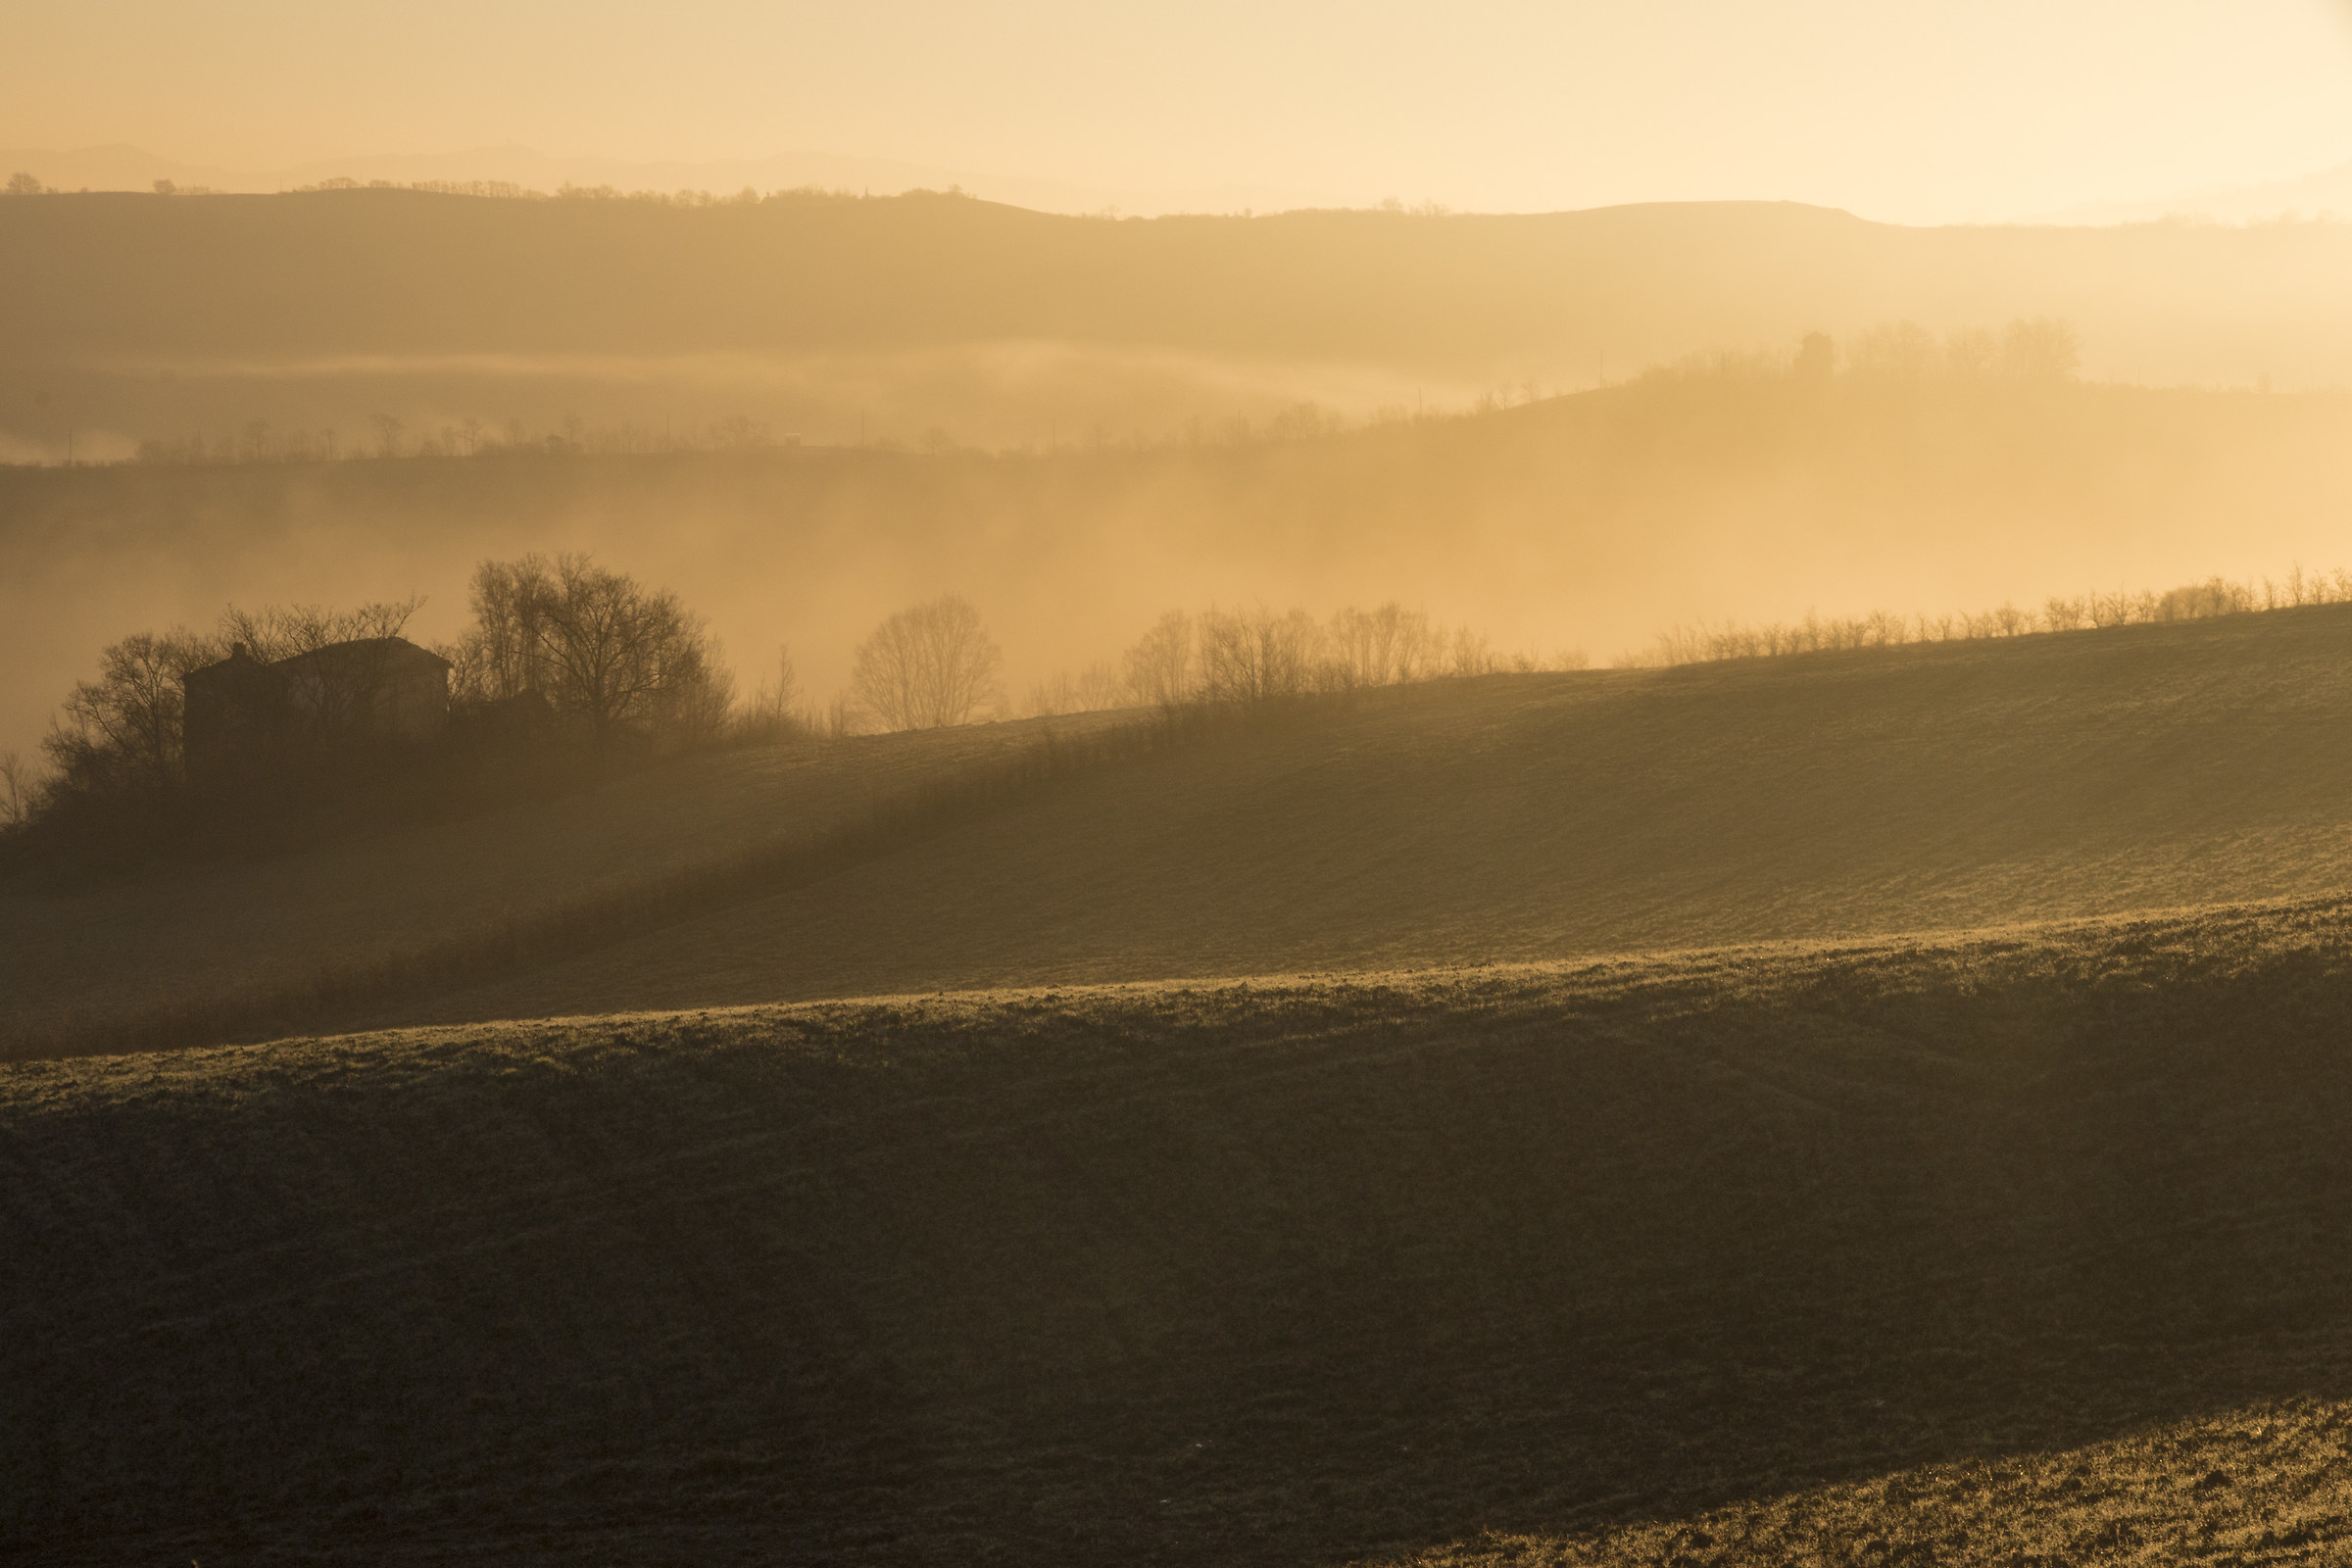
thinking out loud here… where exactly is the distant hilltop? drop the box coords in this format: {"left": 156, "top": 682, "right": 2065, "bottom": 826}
{"left": 5, "top": 188, "right": 2352, "bottom": 392}
{"left": 0, "top": 141, "right": 1287, "bottom": 219}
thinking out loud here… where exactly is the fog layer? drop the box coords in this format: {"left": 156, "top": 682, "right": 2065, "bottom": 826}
{"left": 10, "top": 191, "right": 2352, "bottom": 465}
{"left": 7, "top": 373, "right": 2350, "bottom": 760}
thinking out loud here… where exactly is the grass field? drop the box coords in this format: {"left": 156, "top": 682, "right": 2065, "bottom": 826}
{"left": 0, "top": 707, "right": 1136, "bottom": 1048}
{"left": 9, "top": 897, "right": 2352, "bottom": 1563}
{"left": 316, "top": 600, "right": 2352, "bottom": 1038}
{"left": 17, "top": 600, "right": 2352, "bottom": 1055}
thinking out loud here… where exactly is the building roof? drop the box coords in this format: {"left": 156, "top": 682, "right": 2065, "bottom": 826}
{"left": 185, "top": 636, "right": 453, "bottom": 685}
{"left": 183, "top": 644, "right": 277, "bottom": 686}
{"left": 272, "top": 636, "right": 453, "bottom": 675}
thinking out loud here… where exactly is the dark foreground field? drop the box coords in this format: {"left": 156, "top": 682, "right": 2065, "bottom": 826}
{"left": 9, "top": 897, "right": 2352, "bottom": 1564}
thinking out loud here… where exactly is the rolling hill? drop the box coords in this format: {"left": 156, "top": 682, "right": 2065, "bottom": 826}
{"left": 415, "top": 601, "right": 2352, "bottom": 1034}
{"left": 7, "top": 188, "right": 2352, "bottom": 382}
{"left": 8, "top": 897, "right": 2352, "bottom": 1564}
{"left": 9, "top": 186, "right": 2352, "bottom": 483}
{"left": 13, "top": 598, "right": 2352, "bottom": 1056}
{"left": 0, "top": 709, "right": 1136, "bottom": 1047}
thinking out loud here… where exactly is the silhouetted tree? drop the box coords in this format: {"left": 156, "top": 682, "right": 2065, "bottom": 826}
{"left": 43, "top": 630, "right": 217, "bottom": 795}
{"left": 1, "top": 750, "right": 45, "bottom": 827}
{"left": 448, "top": 560, "right": 549, "bottom": 705}
{"left": 1122, "top": 610, "right": 1196, "bottom": 707}
{"left": 1329, "top": 603, "right": 1441, "bottom": 686}
{"left": 737, "top": 646, "right": 808, "bottom": 742}
{"left": 449, "top": 554, "right": 730, "bottom": 746}
{"left": 850, "top": 595, "right": 1004, "bottom": 729}
{"left": 1198, "top": 605, "right": 1325, "bottom": 702}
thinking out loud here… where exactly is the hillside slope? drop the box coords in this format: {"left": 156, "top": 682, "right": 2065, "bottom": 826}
{"left": 8, "top": 899, "right": 2352, "bottom": 1563}
{"left": 15, "top": 601, "right": 2352, "bottom": 1055}
{"left": 0, "top": 710, "right": 1127, "bottom": 1042}
{"left": 409, "top": 603, "right": 2352, "bottom": 1033}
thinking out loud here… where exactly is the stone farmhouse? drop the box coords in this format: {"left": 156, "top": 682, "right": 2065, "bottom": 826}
{"left": 182, "top": 637, "right": 452, "bottom": 776}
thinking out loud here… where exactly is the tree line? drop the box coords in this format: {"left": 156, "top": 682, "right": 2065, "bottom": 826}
{"left": 60, "top": 316, "right": 2099, "bottom": 475}
{"left": 1028, "top": 603, "right": 1583, "bottom": 718}
{"left": 1, "top": 561, "right": 1004, "bottom": 858}
{"left": 127, "top": 412, "right": 804, "bottom": 467}
{"left": 24, "top": 541, "right": 2324, "bottom": 861}
{"left": 1647, "top": 318, "right": 2085, "bottom": 386}
{"left": 1, "top": 553, "right": 1579, "bottom": 864}
{"left": 1627, "top": 566, "right": 2352, "bottom": 668}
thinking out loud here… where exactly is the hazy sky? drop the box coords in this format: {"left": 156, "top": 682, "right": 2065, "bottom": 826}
{"left": 10, "top": 1, "right": 2352, "bottom": 221}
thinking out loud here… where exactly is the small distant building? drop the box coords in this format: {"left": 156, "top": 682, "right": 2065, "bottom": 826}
{"left": 183, "top": 636, "right": 452, "bottom": 777}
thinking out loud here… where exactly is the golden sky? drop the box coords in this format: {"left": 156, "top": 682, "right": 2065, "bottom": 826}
{"left": 9, "top": 1, "right": 2352, "bottom": 220}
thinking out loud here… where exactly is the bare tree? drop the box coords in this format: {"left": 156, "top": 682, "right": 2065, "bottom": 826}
{"left": 1446, "top": 624, "right": 1499, "bottom": 676}
{"left": 1198, "top": 605, "right": 1325, "bottom": 703}
{"left": 214, "top": 599, "right": 418, "bottom": 665}
{"left": 531, "top": 560, "right": 713, "bottom": 738}
{"left": 43, "top": 629, "right": 216, "bottom": 793}
{"left": 850, "top": 595, "right": 1004, "bottom": 730}
{"left": 0, "top": 749, "right": 40, "bottom": 826}
{"left": 1329, "top": 603, "right": 1442, "bottom": 686}
{"left": 737, "top": 645, "right": 808, "bottom": 742}
{"left": 1122, "top": 610, "right": 1196, "bottom": 708}
{"left": 447, "top": 560, "right": 555, "bottom": 704}
{"left": 448, "top": 554, "right": 729, "bottom": 745}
